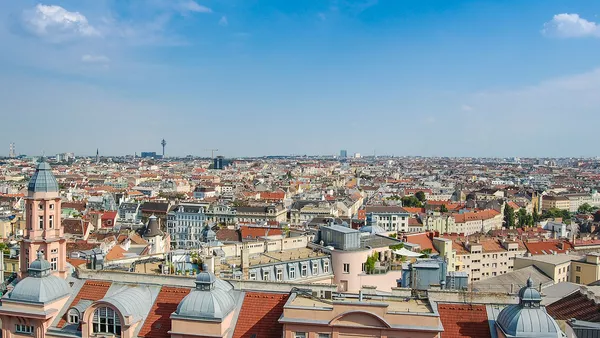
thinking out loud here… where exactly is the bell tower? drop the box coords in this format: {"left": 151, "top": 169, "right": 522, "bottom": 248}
{"left": 19, "top": 160, "right": 67, "bottom": 279}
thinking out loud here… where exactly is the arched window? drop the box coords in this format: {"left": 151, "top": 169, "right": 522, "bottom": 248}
{"left": 92, "top": 307, "right": 121, "bottom": 336}
{"left": 68, "top": 309, "right": 80, "bottom": 324}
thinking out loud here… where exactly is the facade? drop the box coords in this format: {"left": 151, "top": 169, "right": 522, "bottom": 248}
{"left": 167, "top": 203, "right": 209, "bottom": 249}
{"left": 290, "top": 200, "right": 336, "bottom": 225}
{"left": 570, "top": 253, "right": 600, "bottom": 285}
{"left": 365, "top": 206, "right": 410, "bottom": 233}
{"left": 117, "top": 202, "right": 141, "bottom": 223}
{"left": 20, "top": 161, "right": 68, "bottom": 279}
{"left": 142, "top": 215, "right": 170, "bottom": 255}
{"left": 235, "top": 205, "right": 287, "bottom": 224}
{"left": 434, "top": 237, "right": 527, "bottom": 283}
{"left": 513, "top": 254, "right": 584, "bottom": 283}
{"left": 542, "top": 195, "right": 570, "bottom": 211}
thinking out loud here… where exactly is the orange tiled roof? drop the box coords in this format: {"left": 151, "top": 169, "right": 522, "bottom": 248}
{"left": 240, "top": 226, "right": 282, "bottom": 240}
{"left": 58, "top": 280, "right": 112, "bottom": 327}
{"left": 404, "top": 233, "right": 438, "bottom": 253}
{"left": 524, "top": 240, "right": 573, "bottom": 255}
{"left": 233, "top": 292, "right": 289, "bottom": 338}
{"left": 105, "top": 245, "right": 127, "bottom": 260}
{"left": 138, "top": 286, "right": 191, "bottom": 338}
{"left": 453, "top": 210, "right": 499, "bottom": 223}
{"left": 437, "top": 303, "right": 491, "bottom": 338}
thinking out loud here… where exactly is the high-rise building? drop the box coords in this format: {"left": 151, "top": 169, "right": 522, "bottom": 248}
{"left": 9, "top": 143, "right": 15, "bottom": 158}
{"left": 340, "top": 150, "right": 347, "bottom": 158}
{"left": 20, "top": 160, "right": 67, "bottom": 279}
{"left": 161, "top": 139, "right": 167, "bottom": 158}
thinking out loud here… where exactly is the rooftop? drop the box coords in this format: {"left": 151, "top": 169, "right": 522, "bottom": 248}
{"left": 289, "top": 293, "right": 432, "bottom": 313}
{"left": 222, "top": 247, "right": 327, "bottom": 269}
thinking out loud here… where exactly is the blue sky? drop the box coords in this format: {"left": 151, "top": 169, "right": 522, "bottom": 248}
{"left": 1, "top": 0, "right": 600, "bottom": 158}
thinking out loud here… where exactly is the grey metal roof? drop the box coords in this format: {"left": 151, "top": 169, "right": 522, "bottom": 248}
{"left": 176, "top": 287, "right": 235, "bottom": 320}
{"left": 71, "top": 299, "right": 93, "bottom": 315}
{"left": 143, "top": 215, "right": 162, "bottom": 237}
{"left": 359, "top": 225, "right": 386, "bottom": 234}
{"left": 99, "top": 287, "right": 153, "bottom": 322}
{"left": 9, "top": 275, "right": 70, "bottom": 303}
{"left": 28, "top": 161, "right": 59, "bottom": 193}
{"left": 496, "top": 278, "right": 562, "bottom": 338}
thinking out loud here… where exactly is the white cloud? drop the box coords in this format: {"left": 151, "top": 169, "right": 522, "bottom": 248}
{"left": 542, "top": 13, "right": 600, "bottom": 38}
{"left": 461, "top": 104, "right": 473, "bottom": 111}
{"left": 219, "top": 16, "right": 228, "bottom": 26}
{"left": 178, "top": 1, "right": 212, "bottom": 13}
{"left": 22, "top": 4, "right": 99, "bottom": 42}
{"left": 81, "top": 54, "right": 110, "bottom": 63}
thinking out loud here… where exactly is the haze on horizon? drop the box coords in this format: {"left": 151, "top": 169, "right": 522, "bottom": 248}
{"left": 1, "top": 0, "right": 600, "bottom": 158}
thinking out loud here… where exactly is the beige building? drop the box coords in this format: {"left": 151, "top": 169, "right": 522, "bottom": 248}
{"left": 513, "top": 254, "right": 584, "bottom": 283}
{"left": 542, "top": 195, "right": 570, "bottom": 211}
{"left": 435, "top": 237, "right": 526, "bottom": 283}
{"left": 571, "top": 253, "right": 600, "bottom": 285}
{"left": 425, "top": 209, "right": 502, "bottom": 236}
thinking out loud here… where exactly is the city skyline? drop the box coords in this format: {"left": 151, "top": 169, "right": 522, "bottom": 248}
{"left": 2, "top": 0, "right": 600, "bottom": 157}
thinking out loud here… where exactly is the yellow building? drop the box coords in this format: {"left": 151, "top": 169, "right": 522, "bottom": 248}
{"left": 513, "top": 254, "right": 583, "bottom": 283}
{"left": 571, "top": 253, "right": 600, "bottom": 285}
{"left": 541, "top": 195, "right": 570, "bottom": 211}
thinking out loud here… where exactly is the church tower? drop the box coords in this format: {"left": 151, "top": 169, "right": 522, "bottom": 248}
{"left": 19, "top": 160, "right": 67, "bottom": 279}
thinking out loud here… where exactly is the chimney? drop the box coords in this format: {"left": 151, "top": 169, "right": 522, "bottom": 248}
{"left": 241, "top": 243, "right": 250, "bottom": 279}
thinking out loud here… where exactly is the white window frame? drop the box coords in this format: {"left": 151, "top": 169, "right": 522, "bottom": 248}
{"left": 51, "top": 257, "right": 58, "bottom": 271}
{"left": 312, "top": 262, "right": 318, "bottom": 275}
{"left": 289, "top": 267, "right": 296, "bottom": 279}
{"left": 294, "top": 333, "right": 306, "bottom": 338}
{"left": 249, "top": 272, "right": 257, "bottom": 280}
{"left": 323, "top": 261, "right": 329, "bottom": 273}
{"left": 38, "top": 216, "right": 44, "bottom": 229}
{"left": 276, "top": 269, "right": 283, "bottom": 281}
{"left": 15, "top": 324, "right": 34, "bottom": 334}
{"left": 343, "top": 263, "right": 350, "bottom": 273}
{"left": 49, "top": 215, "right": 54, "bottom": 228}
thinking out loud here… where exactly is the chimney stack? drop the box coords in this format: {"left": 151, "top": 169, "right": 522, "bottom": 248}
{"left": 241, "top": 243, "right": 250, "bottom": 279}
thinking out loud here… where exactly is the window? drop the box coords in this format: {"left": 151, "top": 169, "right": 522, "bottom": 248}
{"left": 294, "top": 333, "right": 306, "bottom": 338}
{"left": 312, "top": 262, "right": 318, "bottom": 275}
{"left": 263, "top": 271, "right": 270, "bottom": 281}
{"left": 276, "top": 269, "right": 283, "bottom": 281}
{"left": 49, "top": 204, "right": 54, "bottom": 210}
{"left": 39, "top": 216, "right": 44, "bottom": 229}
{"left": 323, "top": 261, "right": 329, "bottom": 273}
{"left": 576, "top": 266, "right": 581, "bottom": 272}
{"left": 51, "top": 248, "right": 58, "bottom": 254}
{"left": 289, "top": 267, "right": 296, "bottom": 279}
{"left": 250, "top": 273, "right": 257, "bottom": 280}
{"left": 318, "top": 334, "right": 331, "bottom": 338}
{"left": 68, "top": 310, "right": 80, "bottom": 324}
{"left": 15, "top": 324, "right": 34, "bottom": 334}
{"left": 49, "top": 215, "right": 54, "bottom": 228}
{"left": 93, "top": 307, "right": 122, "bottom": 336}
{"left": 51, "top": 258, "right": 58, "bottom": 271}
{"left": 576, "top": 276, "right": 581, "bottom": 284}
{"left": 343, "top": 263, "right": 350, "bottom": 273}
{"left": 301, "top": 265, "right": 307, "bottom": 277}
{"left": 38, "top": 203, "right": 43, "bottom": 210}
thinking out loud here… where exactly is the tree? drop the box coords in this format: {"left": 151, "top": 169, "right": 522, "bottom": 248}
{"left": 504, "top": 205, "right": 515, "bottom": 228}
{"left": 578, "top": 203, "right": 594, "bottom": 214}
{"left": 517, "top": 208, "right": 528, "bottom": 228}
{"left": 401, "top": 196, "right": 423, "bottom": 208}
{"left": 440, "top": 204, "right": 448, "bottom": 213}
{"left": 526, "top": 214, "right": 534, "bottom": 226}
{"left": 533, "top": 206, "right": 540, "bottom": 223}
{"left": 415, "top": 191, "right": 426, "bottom": 202}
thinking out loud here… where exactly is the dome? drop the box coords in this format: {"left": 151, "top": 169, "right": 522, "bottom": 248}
{"left": 144, "top": 215, "right": 162, "bottom": 237}
{"left": 9, "top": 252, "right": 70, "bottom": 303}
{"left": 28, "top": 161, "right": 59, "bottom": 193}
{"left": 175, "top": 272, "right": 236, "bottom": 320}
{"left": 359, "top": 225, "right": 386, "bottom": 234}
{"left": 496, "top": 278, "right": 561, "bottom": 338}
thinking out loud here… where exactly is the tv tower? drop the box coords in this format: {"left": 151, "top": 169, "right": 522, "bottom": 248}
{"left": 8, "top": 143, "right": 15, "bottom": 158}
{"left": 161, "top": 139, "right": 167, "bottom": 158}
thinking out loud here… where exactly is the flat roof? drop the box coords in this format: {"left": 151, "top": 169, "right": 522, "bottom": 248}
{"left": 289, "top": 294, "right": 433, "bottom": 313}
{"left": 516, "top": 254, "right": 584, "bottom": 265}
{"left": 222, "top": 247, "right": 327, "bottom": 268}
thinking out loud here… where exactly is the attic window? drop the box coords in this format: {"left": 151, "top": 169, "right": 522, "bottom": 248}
{"left": 68, "top": 309, "right": 80, "bottom": 324}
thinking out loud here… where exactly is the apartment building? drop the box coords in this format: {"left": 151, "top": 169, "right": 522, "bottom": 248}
{"left": 365, "top": 206, "right": 410, "bottom": 232}
{"left": 424, "top": 209, "right": 502, "bottom": 236}
{"left": 542, "top": 195, "right": 570, "bottom": 211}
{"left": 435, "top": 237, "right": 526, "bottom": 283}
{"left": 235, "top": 204, "right": 287, "bottom": 224}
{"left": 513, "top": 254, "right": 583, "bottom": 283}
{"left": 571, "top": 253, "right": 600, "bottom": 285}
{"left": 166, "top": 203, "right": 210, "bottom": 249}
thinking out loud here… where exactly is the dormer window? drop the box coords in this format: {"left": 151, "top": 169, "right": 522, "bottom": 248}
{"left": 68, "top": 309, "right": 80, "bottom": 324}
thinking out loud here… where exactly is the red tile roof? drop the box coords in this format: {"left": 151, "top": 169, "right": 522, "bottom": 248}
{"left": 404, "top": 233, "right": 438, "bottom": 253}
{"left": 58, "top": 280, "right": 112, "bottom": 328}
{"left": 239, "top": 226, "right": 283, "bottom": 240}
{"left": 546, "top": 290, "right": 600, "bottom": 322}
{"left": 233, "top": 292, "right": 288, "bottom": 338}
{"left": 138, "top": 286, "right": 191, "bottom": 338}
{"left": 437, "top": 303, "right": 491, "bottom": 338}
{"left": 524, "top": 240, "right": 573, "bottom": 255}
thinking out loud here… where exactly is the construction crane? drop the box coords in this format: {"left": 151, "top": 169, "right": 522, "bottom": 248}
{"left": 204, "top": 149, "right": 219, "bottom": 159}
